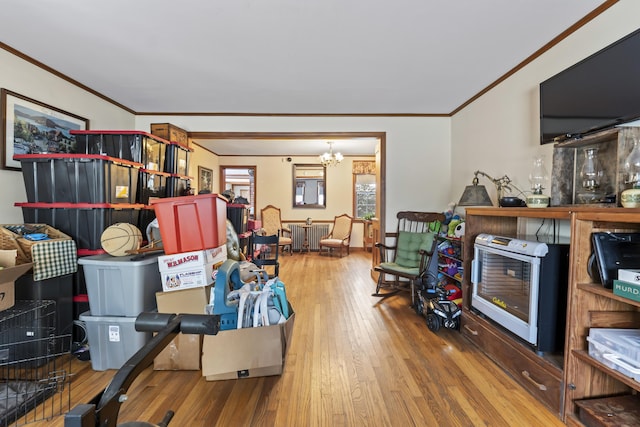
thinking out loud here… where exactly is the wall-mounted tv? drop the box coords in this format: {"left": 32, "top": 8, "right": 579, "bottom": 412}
{"left": 540, "top": 27, "right": 640, "bottom": 145}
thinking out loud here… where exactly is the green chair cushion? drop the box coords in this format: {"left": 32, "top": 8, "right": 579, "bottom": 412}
{"left": 378, "top": 262, "right": 419, "bottom": 277}
{"left": 395, "top": 231, "right": 435, "bottom": 268}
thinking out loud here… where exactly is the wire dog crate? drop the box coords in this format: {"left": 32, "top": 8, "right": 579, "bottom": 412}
{"left": 0, "top": 301, "right": 72, "bottom": 426}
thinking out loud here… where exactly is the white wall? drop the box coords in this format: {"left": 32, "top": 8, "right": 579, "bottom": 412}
{"left": 136, "top": 116, "right": 452, "bottom": 232}
{"left": 0, "top": 49, "right": 135, "bottom": 223}
{"left": 451, "top": 1, "right": 640, "bottom": 208}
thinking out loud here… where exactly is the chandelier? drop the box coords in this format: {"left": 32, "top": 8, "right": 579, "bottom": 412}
{"left": 319, "top": 141, "right": 343, "bottom": 167}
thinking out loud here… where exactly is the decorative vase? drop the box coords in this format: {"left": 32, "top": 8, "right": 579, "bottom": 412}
{"left": 577, "top": 147, "right": 604, "bottom": 204}
{"left": 526, "top": 155, "right": 550, "bottom": 208}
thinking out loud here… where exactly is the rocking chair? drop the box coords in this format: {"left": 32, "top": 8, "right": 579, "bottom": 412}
{"left": 372, "top": 211, "right": 445, "bottom": 306}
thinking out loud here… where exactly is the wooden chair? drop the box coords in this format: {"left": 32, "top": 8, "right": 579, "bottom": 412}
{"left": 250, "top": 231, "right": 280, "bottom": 278}
{"left": 372, "top": 211, "right": 445, "bottom": 306}
{"left": 318, "top": 214, "right": 353, "bottom": 257}
{"left": 260, "top": 205, "right": 293, "bottom": 255}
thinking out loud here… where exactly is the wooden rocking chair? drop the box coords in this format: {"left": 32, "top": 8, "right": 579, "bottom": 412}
{"left": 372, "top": 211, "right": 445, "bottom": 306}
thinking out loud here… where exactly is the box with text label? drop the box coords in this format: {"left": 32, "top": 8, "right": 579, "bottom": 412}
{"left": 202, "top": 307, "right": 295, "bottom": 381}
{"left": 157, "top": 246, "right": 227, "bottom": 292}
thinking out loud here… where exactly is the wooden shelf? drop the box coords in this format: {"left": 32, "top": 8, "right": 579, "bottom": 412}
{"left": 572, "top": 349, "right": 640, "bottom": 392}
{"left": 577, "top": 282, "right": 640, "bottom": 308}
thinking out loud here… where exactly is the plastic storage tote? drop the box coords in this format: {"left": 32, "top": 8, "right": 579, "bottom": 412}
{"left": 78, "top": 253, "right": 162, "bottom": 316}
{"left": 16, "top": 202, "right": 143, "bottom": 251}
{"left": 165, "top": 141, "right": 192, "bottom": 176}
{"left": 71, "top": 130, "right": 169, "bottom": 172}
{"left": 79, "top": 311, "right": 152, "bottom": 371}
{"left": 166, "top": 175, "right": 192, "bottom": 197}
{"left": 15, "top": 154, "right": 142, "bottom": 204}
{"left": 150, "top": 193, "right": 227, "bottom": 254}
{"left": 137, "top": 169, "right": 171, "bottom": 204}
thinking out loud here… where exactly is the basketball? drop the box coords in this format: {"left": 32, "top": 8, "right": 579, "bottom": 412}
{"left": 101, "top": 223, "right": 143, "bottom": 256}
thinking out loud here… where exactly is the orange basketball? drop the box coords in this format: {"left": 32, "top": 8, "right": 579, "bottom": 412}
{"left": 100, "top": 223, "right": 143, "bottom": 256}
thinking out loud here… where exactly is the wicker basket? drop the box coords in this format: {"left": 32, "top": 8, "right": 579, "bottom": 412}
{"left": 1, "top": 224, "right": 72, "bottom": 265}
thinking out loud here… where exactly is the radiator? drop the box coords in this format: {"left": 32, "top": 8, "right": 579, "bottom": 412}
{"left": 290, "top": 224, "right": 330, "bottom": 251}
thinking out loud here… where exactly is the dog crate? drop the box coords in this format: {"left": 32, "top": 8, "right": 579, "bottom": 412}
{"left": 0, "top": 333, "right": 72, "bottom": 426}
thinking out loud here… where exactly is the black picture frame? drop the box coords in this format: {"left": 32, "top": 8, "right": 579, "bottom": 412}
{"left": 1, "top": 88, "right": 89, "bottom": 171}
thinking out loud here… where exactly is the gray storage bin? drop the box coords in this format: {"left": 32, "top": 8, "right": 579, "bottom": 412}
{"left": 80, "top": 311, "right": 151, "bottom": 371}
{"left": 79, "top": 253, "right": 162, "bottom": 316}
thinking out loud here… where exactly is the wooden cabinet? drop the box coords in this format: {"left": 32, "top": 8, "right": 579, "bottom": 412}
{"left": 462, "top": 310, "right": 563, "bottom": 413}
{"left": 462, "top": 206, "right": 640, "bottom": 423}
{"left": 563, "top": 209, "right": 640, "bottom": 426}
{"left": 461, "top": 207, "right": 571, "bottom": 418}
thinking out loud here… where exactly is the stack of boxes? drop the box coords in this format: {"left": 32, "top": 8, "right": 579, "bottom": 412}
{"left": 78, "top": 253, "right": 162, "bottom": 371}
{"left": 150, "top": 193, "right": 228, "bottom": 371}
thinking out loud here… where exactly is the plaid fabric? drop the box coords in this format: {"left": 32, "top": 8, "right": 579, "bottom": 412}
{"left": 30, "top": 239, "right": 78, "bottom": 281}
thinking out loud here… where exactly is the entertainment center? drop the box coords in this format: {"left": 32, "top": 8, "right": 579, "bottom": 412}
{"left": 461, "top": 206, "right": 640, "bottom": 424}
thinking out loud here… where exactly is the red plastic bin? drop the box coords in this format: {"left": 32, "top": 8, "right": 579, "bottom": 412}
{"left": 150, "top": 194, "right": 227, "bottom": 254}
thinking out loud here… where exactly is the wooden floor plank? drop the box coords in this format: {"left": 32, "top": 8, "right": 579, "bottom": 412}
{"left": 15, "top": 251, "right": 565, "bottom": 426}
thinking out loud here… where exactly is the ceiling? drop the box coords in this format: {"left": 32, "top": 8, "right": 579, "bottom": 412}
{"left": 0, "top": 1, "right": 610, "bottom": 156}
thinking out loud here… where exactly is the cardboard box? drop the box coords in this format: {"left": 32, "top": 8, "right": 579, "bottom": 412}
{"left": 150, "top": 123, "right": 188, "bottom": 146}
{"left": 154, "top": 286, "right": 210, "bottom": 370}
{"left": 202, "top": 310, "right": 295, "bottom": 381}
{"left": 0, "top": 250, "right": 33, "bottom": 311}
{"left": 158, "top": 246, "right": 227, "bottom": 292}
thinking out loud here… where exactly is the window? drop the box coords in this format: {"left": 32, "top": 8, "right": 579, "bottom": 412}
{"left": 354, "top": 173, "right": 376, "bottom": 219}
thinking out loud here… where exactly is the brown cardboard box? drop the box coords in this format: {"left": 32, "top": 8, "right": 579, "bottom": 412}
{"left": 154, "top": 286, "right": 211, "bottom": 370}
{"left": 150, "top": 123, "right": 188, "bottom": 146}
{"left": 202, "top": 310, "right": 295, "bottom": 381}
{"left": 0, "top": 250, "right": 33, "bottom": 311}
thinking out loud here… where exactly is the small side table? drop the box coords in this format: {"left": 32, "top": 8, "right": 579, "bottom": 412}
{"left": 300, "top": 224, "right": 312, "bottom": 253}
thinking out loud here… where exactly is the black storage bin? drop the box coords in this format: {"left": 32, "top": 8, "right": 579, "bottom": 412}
{"left": 16, "top": 202, "right": 143, "bottom": 251}
{"left": 16, "top": 153, "right": 141, "bottom": 204}
{"left": 165, "top": 141, "right": 192, "bottom": 176}
{"left": 0, "top": 300, "right": 56, "bottom": 365}
{"left": 137, "top": 208, "right": 157, "bottom": 244}
{"left": 15, "top": 273, "right": 74, "bottom": 336}
{"left": 137, "top": 169, "right": 170, "bottom": 204}
{"left": 227, "top": 204, "right": 249, "bottom": 234}
{"left": 72, "top": 294, "right": 89, "bottom": 344}
{"left": 71, "top": 130, "right": 169, "bottom": 172}
{"left": 166, "top": 175, "right": 192, "bottom": 197}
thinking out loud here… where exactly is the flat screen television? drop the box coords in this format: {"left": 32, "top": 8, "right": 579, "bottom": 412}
{"left": 540, "top": 27, "right": 640, "bottom": 144}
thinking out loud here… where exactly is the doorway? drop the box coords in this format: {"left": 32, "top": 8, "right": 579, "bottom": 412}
{"left": 190, "top": 131, "right": 386, "bottom": 234}
{"left": 220, "top": 165, "right": 256, "bottom": 217}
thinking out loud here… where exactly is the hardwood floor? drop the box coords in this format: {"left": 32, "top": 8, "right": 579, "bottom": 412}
{"left": 18, "top": 251, "right": 565, "bottom": 426}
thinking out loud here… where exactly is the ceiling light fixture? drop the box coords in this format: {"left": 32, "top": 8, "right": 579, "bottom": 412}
{"left": 319, "top": 141, "right": 343, "bottom": 167}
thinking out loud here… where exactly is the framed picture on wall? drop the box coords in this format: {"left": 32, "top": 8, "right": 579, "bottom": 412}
{"left": 0, "top": 89, "right": 89, "bottom": 171}
{"left": 198, "top": 166, "right": 213, "bottom": 193}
